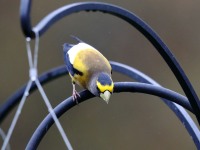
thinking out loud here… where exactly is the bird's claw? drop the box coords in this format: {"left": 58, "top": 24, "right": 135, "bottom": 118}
{"left": 72, "top": 89, "right": 80, "bottom": 104}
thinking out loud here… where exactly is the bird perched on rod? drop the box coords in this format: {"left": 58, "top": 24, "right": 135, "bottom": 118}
{"left": 63, "top": 37, "right": 114, "bottom": 104}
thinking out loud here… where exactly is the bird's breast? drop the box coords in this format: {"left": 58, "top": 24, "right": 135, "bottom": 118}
{"left": 72, "top": 48, "right": 111, "bottom": 88}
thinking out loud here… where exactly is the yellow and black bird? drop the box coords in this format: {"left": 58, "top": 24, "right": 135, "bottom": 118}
{"left": 63, "top": 37, "right": 114, "bottom": 103}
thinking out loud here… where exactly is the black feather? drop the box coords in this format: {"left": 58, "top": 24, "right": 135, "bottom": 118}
{"left": 63, "top": 36, "right": 83, "bottom": 53}
{"left": 63, "top": 43, "right": 73, "bottom": 53}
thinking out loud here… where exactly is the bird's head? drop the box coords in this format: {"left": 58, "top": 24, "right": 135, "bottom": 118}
{"left": 89, "top": 72, "right": 114, "bottom": 103}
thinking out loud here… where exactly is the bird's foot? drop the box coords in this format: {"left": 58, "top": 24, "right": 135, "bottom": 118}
{"left": 72, "top": 89, "right": 80, "bottom": 104}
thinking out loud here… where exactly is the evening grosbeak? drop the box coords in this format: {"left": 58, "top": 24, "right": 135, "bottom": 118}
{"left": 63, "top": 37, "right": 114, "bottom": 103}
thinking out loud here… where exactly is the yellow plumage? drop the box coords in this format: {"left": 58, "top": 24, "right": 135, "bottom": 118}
{"left": 96, "top": 81, "right": 114, "bottom": 93}
{"left": 73, "top": 48, "right": 111, "bottom": 88}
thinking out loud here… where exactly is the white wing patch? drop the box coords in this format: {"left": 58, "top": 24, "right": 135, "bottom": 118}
{"left": 67, "top": 43, "right": 96, "bottom": 64}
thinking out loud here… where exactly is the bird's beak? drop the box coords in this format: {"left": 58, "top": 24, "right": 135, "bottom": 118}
{"left": 100, "top": 91, "right": 111, "bottom": 104}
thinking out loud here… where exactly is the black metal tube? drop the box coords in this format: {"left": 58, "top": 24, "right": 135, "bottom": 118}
{"left": 20, "top": 0, "right": 34, "bottom": 38}
{"left": 25, "top": 82, "right": 196, "bottom": 150}
{"left": 115, "top": 82, "right": 192, "bottom": 111}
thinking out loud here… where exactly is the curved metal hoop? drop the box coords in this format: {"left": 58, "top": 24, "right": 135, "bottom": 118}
{"left": 0, "top": 61, "right": 199, "bottom": 148}
{"left": 20, "top": 1, "right": 200, "bottom": 123}
{"left": 23, "top": 62, "right": 199, "bottom": 149}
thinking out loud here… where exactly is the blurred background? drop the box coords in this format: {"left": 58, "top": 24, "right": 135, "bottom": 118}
{"left": 0, "top": 0, "right": 200, "bottom": 149}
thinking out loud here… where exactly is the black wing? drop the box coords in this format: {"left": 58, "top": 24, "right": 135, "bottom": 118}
{"left": 63, "top": 43, "right": 83, "bottom": 76}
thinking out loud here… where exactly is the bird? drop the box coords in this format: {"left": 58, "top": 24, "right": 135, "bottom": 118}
{"left": 63, "top": 36, "right": 114, "bottom": 104}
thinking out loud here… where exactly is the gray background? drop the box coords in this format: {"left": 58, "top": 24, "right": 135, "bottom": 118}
{"left": 0, "top": 0, "right": 200, "bottom": 149}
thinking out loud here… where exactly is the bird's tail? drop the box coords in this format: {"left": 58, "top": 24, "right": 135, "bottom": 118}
{"left": 63, "top": 43, "right": 73, "bottom": 53}
{"left": 70, "top": 35, "right": 84, "bottom": 43}
{"left": 63, "top": 36, "right": 84, "bottom": 53}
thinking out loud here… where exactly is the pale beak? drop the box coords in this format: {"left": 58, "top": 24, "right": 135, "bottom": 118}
{"left": 100, "top": 91, "right": 111, "bottom": 104}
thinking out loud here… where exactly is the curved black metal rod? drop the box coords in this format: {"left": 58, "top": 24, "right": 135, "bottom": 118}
{"left": 0, "top": 63, "right": 193, "bottom": 120}
{"left": 26, "top": 82, "right": 197, "bottom": 150}
{"left": 20, "top": 1, "right": 200, "bottom": 124}
{"left": 20, "top": 0, "right": 33, "bottom": 37}
{"left": 0, "top": 62, "right": 199, "bottom": 148}
{"left": 118, "top": 82, "right": 192, "bottom": 112}
{"left": 111, "top": 62, "right": 200, "bottom": 148}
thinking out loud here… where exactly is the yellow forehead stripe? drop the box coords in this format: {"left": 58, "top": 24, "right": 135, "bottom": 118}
{"left": 96, "top": 81, "right": 114, "bottom": 93}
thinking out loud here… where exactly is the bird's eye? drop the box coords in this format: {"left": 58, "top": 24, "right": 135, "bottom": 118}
{"left": 111, "top": 69, "right": 113, "bottom": 74}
